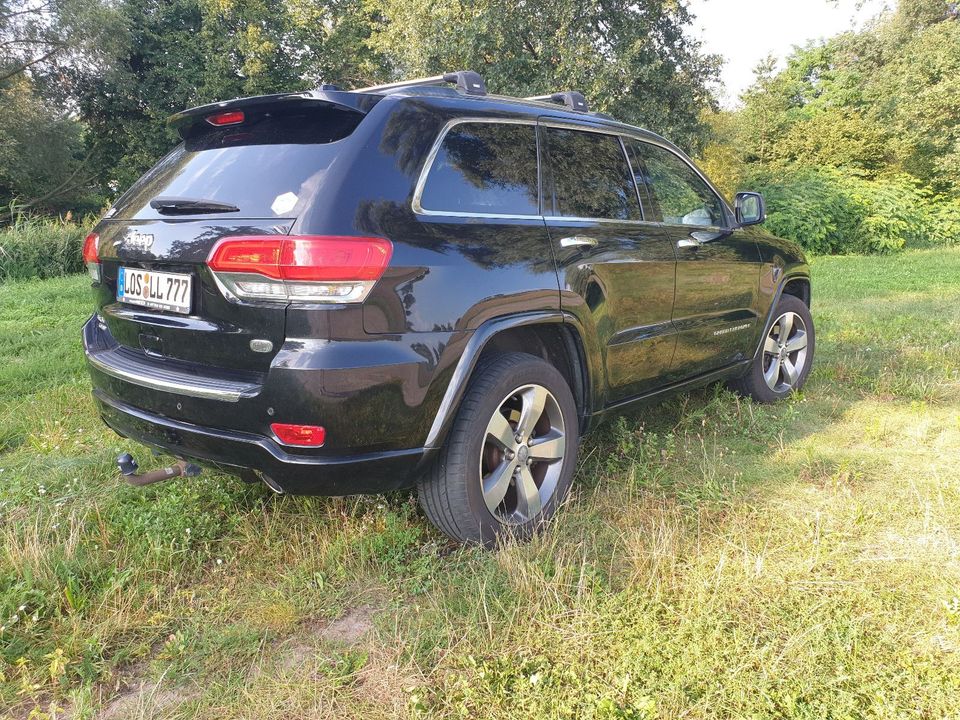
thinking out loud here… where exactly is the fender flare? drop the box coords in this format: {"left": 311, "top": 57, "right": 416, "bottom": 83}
{"left": 750, "top": 272, "right": 811, "bottom": 362}
{"left": 424, "top": 311, "right": 592, "bottom": 449}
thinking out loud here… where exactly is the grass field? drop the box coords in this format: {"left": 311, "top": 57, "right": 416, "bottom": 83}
{"left": 1, "top": 247, "right": 960, "bottom": 719}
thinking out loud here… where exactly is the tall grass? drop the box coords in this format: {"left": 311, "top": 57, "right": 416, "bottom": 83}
{"left": 1, "top": 249, "right": 960, "bottom": 717}
{"left": 0, "top": 215, "right": 92, "bottom": 282}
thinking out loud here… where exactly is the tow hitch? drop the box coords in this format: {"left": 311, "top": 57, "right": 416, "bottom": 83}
{"left": 116, "top": 452, "right": 202, "bottom": 487}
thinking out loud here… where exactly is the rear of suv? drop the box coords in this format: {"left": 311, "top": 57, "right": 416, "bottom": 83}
{"left": 83, "top": 71, "right": 814, "bottom": 546}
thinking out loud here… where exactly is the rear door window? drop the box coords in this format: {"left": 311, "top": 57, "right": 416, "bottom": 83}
{"left": 541, "top": 127, "right": 641, "bottom": 221}
{"left": 628, "top": 141, "right": 726, "bottom": 227}
{"left": 417, "top": 121, "right": 540, "bottom": 216}
{"left": 110, "top": 104, "right": 363, "bottom": 220}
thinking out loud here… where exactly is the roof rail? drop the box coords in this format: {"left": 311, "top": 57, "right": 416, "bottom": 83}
{"left": 353, "top": 70, "right": 487, "bottom": 96}
{"left": 526, "top": 91, "right": 589, "bottom": 113}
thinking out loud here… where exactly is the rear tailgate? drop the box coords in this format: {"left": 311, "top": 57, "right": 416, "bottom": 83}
{"left": 95, "top": 219, "right": 291, "bottom": 372}
{"left": 91, "top": 95, "right": 374, "bottom": 374}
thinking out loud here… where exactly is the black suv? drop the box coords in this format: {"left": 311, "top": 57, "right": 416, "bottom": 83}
{"left": 82, "top": 71, "right": 814, "bottom": 545}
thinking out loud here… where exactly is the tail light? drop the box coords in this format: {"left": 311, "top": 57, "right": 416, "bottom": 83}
{"left": 82, "top": 232, "right": 100, "bottom": 282}
{"left": 271, "top": 423, "right": 326, "bottom": 447}
{"left": 207, "top": 235, "right": 392, "bottom": 303}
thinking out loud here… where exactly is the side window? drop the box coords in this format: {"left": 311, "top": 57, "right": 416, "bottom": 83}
{"left": 629, "top": 141, "right": 725, "bottom": 227}
{"left": 543, "top": 127, "right": 641, "bottom": 221}
{"left": 418, "top": 122, "right": 539, "bottom": 216}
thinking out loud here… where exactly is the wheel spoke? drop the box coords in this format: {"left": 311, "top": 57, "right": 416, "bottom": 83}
{"left": 482, "top": 458, "right": 517, "bottom": 514}
{"left": 781, "top": 358, "right": 799, "bottom": 386}
{"left": 528, "top": 431, "right": 565, "bottom": 462}
{"left": 516, "top": 386, "right": 547, "bottom": 441}
{"left": 784, "top": 330, "right": 807, "bottom": 354}
{"left": 764, "top": 356, "right": 782, "bottom": 389}
{"left": 485, "top": 410, "right": 515, "bottom": 450}
{"left": 778, "top": 312, "right": 794, "bottom": 340}
{"left": 515, "top": 465, "right": 542, "bottom": 519}
{"left": 764, "top": 335, "right": 779, "bottom": 355}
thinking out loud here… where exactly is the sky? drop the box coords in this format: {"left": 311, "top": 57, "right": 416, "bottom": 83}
{"left": 687, "top": 0, "right": 893, "bottom": 107}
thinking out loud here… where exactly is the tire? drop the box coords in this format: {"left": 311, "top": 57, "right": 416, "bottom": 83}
{"left": 730, "top": 293, "right": 815, "bottom": 403}
{"left": 417, "top": 352, "right": 580, "bottom": 547}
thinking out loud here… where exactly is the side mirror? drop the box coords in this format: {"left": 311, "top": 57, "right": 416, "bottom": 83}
{"left": 735, "top": 192, "right": 766, "bottom": 226}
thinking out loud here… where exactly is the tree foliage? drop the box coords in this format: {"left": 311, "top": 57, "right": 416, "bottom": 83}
{"left": 749, "top": 166, "right": 960, "bottom": 255}
{"left": 1, "top": 0, "right": 719, "bottom": 212}
{"left": 368, "top": 0, "right": 720, "bottom": 150}
{"left": 703, "top": 0, "right": 960, "bottom": 195}
{"left": 697, "top": 0, "right": 960, "bottom": 254}
{"left": 0, "top": 78, "right": 86, "bottom": 210}
{"left": 3, "top": 0, "right": 958, "bottom": 260}
{"left": 0, "top": 0, "right": 124, "bottom": 212}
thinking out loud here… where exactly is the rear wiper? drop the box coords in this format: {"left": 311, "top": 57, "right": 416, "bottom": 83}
{"left": 150, "top": 196, "right": 240, "bottom": 215}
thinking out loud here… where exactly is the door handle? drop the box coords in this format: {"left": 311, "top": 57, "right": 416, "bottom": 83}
{"left": 677, "top": 230, "right": 729, "bottom": 249}
{"left": 559, "top": 235, "right": 598, "bottom": 248}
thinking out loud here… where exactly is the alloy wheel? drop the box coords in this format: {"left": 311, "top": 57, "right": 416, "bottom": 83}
{"left": 762, "top": 311, "right": 809, "bottom": 393}
{"left": 479, "top": 384, "right": 566, "bottom": 525}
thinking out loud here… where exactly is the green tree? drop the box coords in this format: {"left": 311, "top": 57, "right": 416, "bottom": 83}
{"left": 367, "top": 0, "right": 721, "bottom": 151}
{"left": 72, "top": 0, "right": 208, "bottom": 191}
{"left": 0, "top": 78, "right": 89, "bottom": 211}
{"left": 868, "top": 10, "right": 960, "bottom": 194}
{"left": 716, "top": 0, "right": 959, "bottom": 195}
{"left": 0, "top": 0, "right": 124, "bottom": 212}
{"left": 73, "top": 0, "right": 388, "bottom": 192}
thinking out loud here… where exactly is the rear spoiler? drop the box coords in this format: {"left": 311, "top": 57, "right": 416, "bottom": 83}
{"left": 167, "top": 90, "right": 383, "bottom": 139}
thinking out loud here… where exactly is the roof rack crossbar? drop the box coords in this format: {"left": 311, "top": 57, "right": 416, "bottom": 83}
{"left": 353, "top": 70, "right": 487, "bottom": 96}
{"left": 526, "top": 91, "right": 589, "bottom": 113}
{"left": 353, "top": 74, "right": 446, "bottom": 93}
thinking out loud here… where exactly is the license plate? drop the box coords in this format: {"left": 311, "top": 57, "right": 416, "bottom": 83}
{"left": 117, "top": 267, "right": 192, "bottom": 314}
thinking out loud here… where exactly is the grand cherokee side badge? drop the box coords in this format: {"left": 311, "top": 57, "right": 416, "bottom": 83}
{"left": 713, "top": 323, "right": 751, "bottom": 336}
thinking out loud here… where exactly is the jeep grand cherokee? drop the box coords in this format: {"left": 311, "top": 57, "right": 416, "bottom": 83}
{"left": 82, "top": 71, "right": 814, "bottom": 545}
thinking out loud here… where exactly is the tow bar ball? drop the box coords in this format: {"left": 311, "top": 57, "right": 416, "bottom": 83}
{"left": 117, "top": 452, "right": 202, "bottom": 487}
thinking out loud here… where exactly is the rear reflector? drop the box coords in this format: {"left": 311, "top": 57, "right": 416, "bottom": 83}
{"left": 206, "top": 110, "right": 245, "bottom": 126}
{"left": 207, "top": 235, "right": 392, "bottom": 304}
{"left": 82, "top": 232, "right": 100, "bottom": 281}
{"left": 271, "top": 423, "right": 326, "bottom": 447}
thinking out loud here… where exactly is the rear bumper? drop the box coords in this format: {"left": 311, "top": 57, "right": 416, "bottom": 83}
{"left": 93, "top": 389, "right": 428, "bottom": 494}
{"left": 83, "top": 312, "right": 441, "bottom": 494}
{"left": 84, "top": 315, "right": 262, "bottom": 402}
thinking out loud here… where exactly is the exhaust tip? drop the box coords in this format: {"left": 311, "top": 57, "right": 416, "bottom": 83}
{"left": 255, "top": 471, "right": 285, "bottom": 494}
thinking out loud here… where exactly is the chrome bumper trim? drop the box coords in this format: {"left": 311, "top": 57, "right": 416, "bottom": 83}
{"left": 83, "top": 318, "right": 262, "bottom": 402}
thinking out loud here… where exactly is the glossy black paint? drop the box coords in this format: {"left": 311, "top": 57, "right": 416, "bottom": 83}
{"left": 93, "top": 219, "right": 291, "bottom": 372}
{"left": 83, "top": 84, "right": 809, "bottom": 495}
{"left": 548, "top": 218, "right": 677, "bottom": 406}
{"left": 667, "top": 226, "right": 762, "bottom": 379}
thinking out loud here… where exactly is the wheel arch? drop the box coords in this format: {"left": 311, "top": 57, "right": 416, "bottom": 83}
{"left": 782, "top": 275, "right": 811, "bottom": 307}
{"left": 424, "top": 312, "right": 593, "bottom": 449}
{"left": 751, "top": 271, "right": 812, "bottom": 361}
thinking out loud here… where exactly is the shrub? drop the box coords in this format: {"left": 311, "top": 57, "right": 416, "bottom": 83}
{"left": 748, "top": 167, "right": 960, "bottom": 254}
{"left": 924, "top": 196, "right": 960, "bottom": 247}
{"left": 0, "top": 215, "right": 91, "bottom": 282}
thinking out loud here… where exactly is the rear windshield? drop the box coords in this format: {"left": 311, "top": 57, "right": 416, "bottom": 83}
{"left": 110, "top": 105, "right": 363, "bottom": 220}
